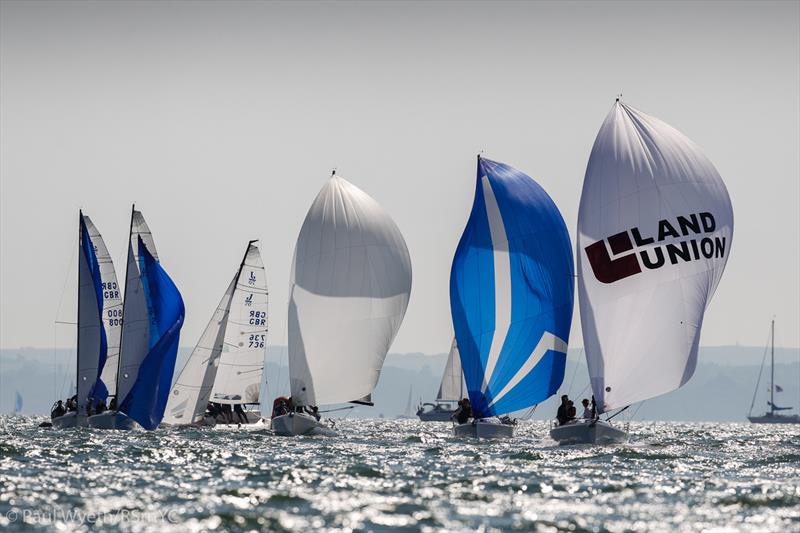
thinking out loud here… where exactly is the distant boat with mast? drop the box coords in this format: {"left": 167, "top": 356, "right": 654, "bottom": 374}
{"left": 163, "top": 241, "right": 268, "bottom": 427}
{"left": 271, "top": 171, "right": 412, "bottom": 436}
{"left": 449, "top": 156, "right": 575, "bottom": 439}
{"left": 551, "top": 100, "right": 734, "bottom": 445}
{"left": 747, "top": 319, "right": 799, "bottom": 424}
{"left": 416, "top": 338, "right": 464, "bottom": 422}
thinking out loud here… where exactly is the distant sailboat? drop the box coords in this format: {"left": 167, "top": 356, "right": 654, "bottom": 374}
{"left": 450, "top": 156, "right": 575, "bottom": 439}
{"left": 163, "top": 241, "right": 268, "bottom": 426}
{"left": 14, "top": 392, "right": 22, "bottom": 415}
{"left": 89, "top": 207, "right": 185, "bottom": 430}
{"left": 417, "top": 338, "right": 464, "bottom": 422}
{"left": 52, "top": 211, "right": 123, "bottom": 429}
{"left": 551, "top": 100, "right": 734, "bottom": 445}
{"left": 398, "top": 386, "right": 414, "bottom": 419}
{"left": 271, "top": 172, "right": 412, "bottom": 436}
{"left": 747, "top": 319, "right": 799, "bottom": 424}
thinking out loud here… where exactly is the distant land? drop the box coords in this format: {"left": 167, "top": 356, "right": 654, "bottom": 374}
{"left": 1, "top": 346, "right": 797, "bottom": 423}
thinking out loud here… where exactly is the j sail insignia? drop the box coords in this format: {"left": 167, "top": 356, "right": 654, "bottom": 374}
{"left": 585, "top": 212, "right": 727, "bottom": 284}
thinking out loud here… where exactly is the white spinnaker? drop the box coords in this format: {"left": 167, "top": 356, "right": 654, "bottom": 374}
{"left": 578, "top": 101, "right": 733, "bottom": 412}
{"left": 163, "top": 277, "right": 235, "bottom": 424}
{"left": 288, "top": 175, "right": 412, "bottom": 406}
{"left": 116, "top": 209, "right": 159, "bottom": 404}
{"left": 83, "top": 216, "right": 123, "bottom": 397}
{"left": 437, "top": 338, "right": 465, "bottom": 401}
{"left": 211, "top": 243, "right": 268, "bottom": 405}
{"left": 77, "top": 215, "right": 103, "bottom": 414}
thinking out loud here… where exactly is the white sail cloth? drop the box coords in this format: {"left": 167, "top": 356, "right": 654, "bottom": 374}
{"left": 288, "top": 175, "right": 412, "bottom": 406}
{"left": 84, "top": 216, "right": 123, "bottom": 397}
{"left": 437, "top": 338, "right": 464, "bottom": 401}
{"left": 577, "top": 101, "right": 733, "bottom": 412}
{"left": 116, "top": 210, "right": 159, "bottom": 404}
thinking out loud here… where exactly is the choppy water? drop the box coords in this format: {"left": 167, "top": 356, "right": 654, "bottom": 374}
{"left": 0, "top": 417, "right": 798, "bottom": 531}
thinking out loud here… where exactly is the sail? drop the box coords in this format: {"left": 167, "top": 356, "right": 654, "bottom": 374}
{"left": 436, "top": 338, "right": 465, "bottom": 401}
{"left": 119, "top": 237, "right": 185, "bottom": 430}
{"left": 82, "top": 216, "right": 123, "bottom": 399}
{"left": 288, "top": 174, "right": 412, "bottom": 406}
{"left": 163, "top": 277, "right": 235, "bottom": 425}
{"left": 14, "top": 392, "right": 22, "bottom": 414}
{"left": 450, "top": 157, "right": 574, "bottom": 418}
{"left": 76, "top": 214, "right": 107, "bottom": 414}
{"left": 210, "top": 243, "right": 268, "bottom": 405}
{"left": 577, "top": 101, "right": 733, "bottom": 412}
{"left": 117, "top": 209, "right": 159, "bottom": 404}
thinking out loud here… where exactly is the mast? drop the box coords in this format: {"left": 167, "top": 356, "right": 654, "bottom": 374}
{"left": 114, "top": 204, "right": 136, "bottom": 404}
{"left": 76, "top": 210, "right": 82, "bottom": 408}
{"left": 770, "top": 318, "right": 775, "bottom": 416}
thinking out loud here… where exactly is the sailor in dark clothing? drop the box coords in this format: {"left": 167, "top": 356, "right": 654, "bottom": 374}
{"left": 233, "top": 404, "right": 248, "bottom": 424}
{"left": 566, "top": 401, "right": 577, "bottom": 421}
{"left": 556, "top": 395, "right": 569, "bottom": 425}
{"left": 221, "top": 403, "right": 233, "bottom": 423}
{"left": 454, "top": 398, "right": 472, "bottom": 424}
{"left": 109, "top": 397, "right": 117, "bottom": 411}
{"left": 95, "top": 399, "right": 106, "bottom": 414}
{"left": 51, "top": 400, "right": 66, "bottom": 419}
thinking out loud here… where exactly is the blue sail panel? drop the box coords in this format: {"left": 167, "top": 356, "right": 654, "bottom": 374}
{"left": 450, "top": 158, "right": 574, "bottom": 417}
{"left": 119, "top": 238, "right": 184, "bottom": 430}
{"left": 80, "top": 216, "right": 109, "bottom": 404}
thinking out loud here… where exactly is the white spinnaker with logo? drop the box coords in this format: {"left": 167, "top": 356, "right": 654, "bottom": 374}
{"left": 162, "top": 277, "right": 235, "bottom": 424}
{"left": 116, "top": 209, "right": 159, "bottom": 405}
{"left": 437, "top": 338, "right": 465, "bottom": 401}
{"left": 288, "top": 174, "right": 412, "bottom": 406}
{"left": 577, "top": 101, "right": 733, "bottom": 412}
{"left": 83, "top": 216, "right": 123, "bottom": 397}
{"left": 210, "top": 243, "right": 268, "bottom": 405}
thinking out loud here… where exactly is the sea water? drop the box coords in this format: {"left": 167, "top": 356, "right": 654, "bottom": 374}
{"left": 0, "top": 417, "right": 797, "bottom": 531}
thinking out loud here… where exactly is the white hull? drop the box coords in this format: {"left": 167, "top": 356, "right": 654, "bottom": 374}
{"left": 51, "top": 413, "right": 87, "bottom": 429}
{"left": 271, "top": 412, "right": 334, "bottom": 436}
{"left": 549, "top": 419, "right": 628, "bottom": 445}
{"left": 417, "top": 409, "right": 456, "bottom": 422}
{"left": 748, "top": 414, "right": 800, "bottom": 424}
{"left": 87, "top": 411, "right": 138, "bottom": 430}
{"left": 453, "top": 419, "right": 514, "bottom": 439}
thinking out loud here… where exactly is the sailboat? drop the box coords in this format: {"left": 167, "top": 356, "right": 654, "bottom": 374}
{"left": 13, "top": 392, "right": 23, "bottom": 415}
{"left": 551, "top": 100, "right": 734, "bottom": 445}
{"left": 88, "top": 207, "right": 185, "bottom": 430}
{"left": 747, "top": 319, "right": 799, "bottom": 424}
{"left": 271, "top": 171, "right": 412, "bottom": 436}
{"left": 450, "top": 156, "right": 575, "bottom": 439}
{"left": 163, "top": 241, "right": 268, "bottom": 426}
{"left": 417, "top": 338, "right": 465, "bottom": 421}
{"left": 52, "top": 212, "right": 123, "bottom": 429}
{"left": 397, "top": 386, "right": 414, "bottom": 419}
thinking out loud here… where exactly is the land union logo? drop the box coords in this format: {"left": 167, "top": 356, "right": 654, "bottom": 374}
{"left": 585, "top": 212, "right": 727, "bottom": 284}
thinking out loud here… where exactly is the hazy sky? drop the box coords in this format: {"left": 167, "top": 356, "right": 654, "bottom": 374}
{"left": 1, "top": 1, "right": 798, "bottom": 353}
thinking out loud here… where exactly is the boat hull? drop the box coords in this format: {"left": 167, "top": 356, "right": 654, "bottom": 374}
{"left": 747, "top": 414, "right": 800, "bottom": 424}
{"left": 87, "top": 411, "right": 138, "bottom": 430}
{"left": 417, "top": 409, "right": 456, "bottom": 422}
{"left": 549, "top": 419, "right": 628, "bottom": 445}
{"left": 271, "top": 412, "right": 333, "bottom": 436}
{"left": 51, "top": 413, "right": 87, "bottom": 429}
{"left": 453, "top": 419, "right": 514, "bottom": 439}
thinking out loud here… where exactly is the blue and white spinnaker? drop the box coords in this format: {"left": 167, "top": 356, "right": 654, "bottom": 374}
{"left": 450, "top": 157, "right": 574, "bottom": 418}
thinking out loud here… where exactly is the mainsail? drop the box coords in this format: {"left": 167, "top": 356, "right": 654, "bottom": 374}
{"left": 164, "top": 242, "right": 268, "bottom": 425}
{"left": 82, "top": 216, "right": 123, "bottom": 399}
{"left": 210, "top": 243, "right": 268, "bottom": 405}
{"left": 288, "top": 174, "right": 412, "bottom": 407}
{"left": 450, "top": 157, "right": 574, "bottom": 418}
{"left": 577, "top": 101, "right": 733, "bottom": 412}
{"left": 436, "top": 338, "right": 465, "bottom": 402}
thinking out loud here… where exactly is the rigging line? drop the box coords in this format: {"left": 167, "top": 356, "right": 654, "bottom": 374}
{"left": 630, "top": 401, "right": 645, "bottom": 421}
{"left": 747, "top": 323, "right": 772, "bottom": 416}
{"left": 605, "top": 404, "right": 630, "bottom": 421}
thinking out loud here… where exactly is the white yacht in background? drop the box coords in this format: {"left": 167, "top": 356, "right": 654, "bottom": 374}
{"left": 417, "top": 339, "right": 463, "bottom": 422}
{"left": 551, "top": 100, "right": 734, "bottom": 445}
{"left": 271, "top": 171, "right": 412, "bottom": 436}
{"left": 747, "top": 319, "right": 799, "bottom": 425}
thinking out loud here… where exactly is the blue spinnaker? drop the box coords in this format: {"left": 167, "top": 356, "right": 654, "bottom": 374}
{"left": 450, "top": 157, "right": 574, "bottom": 417}
{"left": 80, "top": 216, "right": 109, "bottom": 404}
{"left": 119, "top": 237, "right": 184, "bottom": 430}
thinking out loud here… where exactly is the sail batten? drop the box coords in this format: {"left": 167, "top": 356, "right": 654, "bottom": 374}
{"left": 578, "top": 101, "right": 733, "bottom": 412}
{"left": 451, "top": 158, "right": 574, "bottom": 418}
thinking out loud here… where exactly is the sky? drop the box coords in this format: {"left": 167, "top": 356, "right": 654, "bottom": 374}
{"left": 1, "top": 1, "right": 798, "bottom": 354}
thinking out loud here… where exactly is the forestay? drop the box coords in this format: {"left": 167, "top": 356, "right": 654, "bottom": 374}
{"left": 577, "top": 101, "right": 733, "bottom": 412}
{"left": 437, "top": 339, "right": 465, "bottom": 402}
{"left": 288, "top": 174, "right": 412, "bottom": 406}
{"left": 210, "top": 243, "right": 268, "bottom": 405}
{"left": 450, "top": 157, "right": 574, "bottom": 418}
